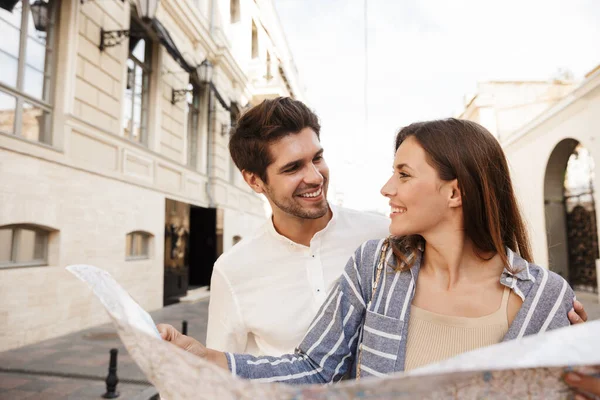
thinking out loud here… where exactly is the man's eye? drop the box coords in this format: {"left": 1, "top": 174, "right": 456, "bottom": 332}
{"left": 314, "top": 156, "right": 323, "bottom": 162}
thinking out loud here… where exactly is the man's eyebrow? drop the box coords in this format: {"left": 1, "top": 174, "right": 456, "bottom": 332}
{"left": 278, "top": 160, "right": 303, "bottom": 173}
{"left": 278, "top": 149, "right": 324, "bottom": 173}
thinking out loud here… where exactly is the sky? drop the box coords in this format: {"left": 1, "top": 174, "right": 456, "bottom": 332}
{"left": 273, "top": 0, "right": 600, "bottom": 215}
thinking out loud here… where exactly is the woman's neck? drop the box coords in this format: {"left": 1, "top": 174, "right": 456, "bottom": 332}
{"left": 421, "top": 229, "right": 501, "bottom": 289}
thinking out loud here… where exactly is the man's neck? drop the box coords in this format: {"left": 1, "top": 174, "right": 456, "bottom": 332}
{"left": 271, "top": 207, "right": 333, "bottom": 247}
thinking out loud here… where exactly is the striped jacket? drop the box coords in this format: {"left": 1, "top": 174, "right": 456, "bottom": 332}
{"left": 225, "top": 239, "right": 574, "bottom": 383}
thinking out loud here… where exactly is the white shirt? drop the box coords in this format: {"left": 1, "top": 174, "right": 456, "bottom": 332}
{"left": 206, "top": 206, "right": 390, "bottom": 356}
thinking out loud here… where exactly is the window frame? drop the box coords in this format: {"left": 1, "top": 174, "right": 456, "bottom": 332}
{"left": 0, "top": 224, "right": 49, "bottom": 269}
{"left": 125, "top": 231, "right": 152, "bottom": 261}
{"left": 123, "top": 19, "right": 153, "bottom": 146}
{"left": 0, "top": 0, "right": 58, "bottom": 144}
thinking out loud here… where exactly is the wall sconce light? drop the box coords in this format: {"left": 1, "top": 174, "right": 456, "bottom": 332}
{"left": 97, "top": 0, "right": 156, "bottom": 51}
{"left": 171, "top": 59, "right": 214, "bottom": 104}
{"left": 221, "top": 124, "right": 230, "bottom": 137}
{"left": 30, "top": 0, "right": 49, "bottom": 32}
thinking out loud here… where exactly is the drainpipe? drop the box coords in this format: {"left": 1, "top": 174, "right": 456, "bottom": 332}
{"left": 205, "top": 84, "right": 216, "bottom": 208}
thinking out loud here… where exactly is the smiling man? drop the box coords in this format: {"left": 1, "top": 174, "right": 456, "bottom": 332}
{"left": 204, "top": 97, "right": 390, "bottom": 356}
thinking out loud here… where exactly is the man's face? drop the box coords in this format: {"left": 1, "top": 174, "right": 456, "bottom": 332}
{"left": 261, "top": 127, "right": 329, "bottom": 220}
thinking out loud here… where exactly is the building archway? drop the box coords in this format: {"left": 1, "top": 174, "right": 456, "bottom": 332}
{"left": 544, "top": 138, "right": 598, "bottom": 293}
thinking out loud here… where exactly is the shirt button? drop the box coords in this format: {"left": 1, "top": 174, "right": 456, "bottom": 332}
{"left": 505, "top": 277, "right": 513, "bottom": 284}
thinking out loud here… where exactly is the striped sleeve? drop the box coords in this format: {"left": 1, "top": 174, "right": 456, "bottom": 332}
{"left": 226, "top": 245, "right": 370, "bottom": 383}
{"left": 509, "top": 267, "right": 575, "bottom": 340}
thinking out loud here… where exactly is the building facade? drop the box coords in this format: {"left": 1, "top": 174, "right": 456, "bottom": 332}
{"left": 0, "top": 0, "right": 304, "bottom": 351}
{"left": 459, "top": 67, "right": 600, "bottom": 301}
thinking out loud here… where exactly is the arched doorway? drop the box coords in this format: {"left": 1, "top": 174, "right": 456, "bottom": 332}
{"left": 544, "top": 139, "right": 598, "bottom": 293}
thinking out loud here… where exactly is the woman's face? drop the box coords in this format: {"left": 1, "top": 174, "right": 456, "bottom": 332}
{"left": 380, "top": 136, "right": 455, "bottom": 237}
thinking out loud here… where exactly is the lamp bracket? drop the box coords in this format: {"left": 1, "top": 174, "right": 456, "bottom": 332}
{"left": 171, "top": 88, "right": 193, "bottom": 105}
{"left": 99, "top": 28, "right": 143, "bottom": 51}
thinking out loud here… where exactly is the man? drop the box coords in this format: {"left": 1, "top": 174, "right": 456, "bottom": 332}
{"left": 205, "top": 97, "right": 390, "bottom": 356}
{"left": 159, "top": 97, "right": 588, "bottom": 358}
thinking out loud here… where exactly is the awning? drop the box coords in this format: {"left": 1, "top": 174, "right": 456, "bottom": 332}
{"left": 150, "top": 18, "right": 193, "bottom": 74}
{"left": 0, "top": 0, "right": 20, "bottom": 12}
{"left": 210, "top": 82, "right": 230, "bottom": 111}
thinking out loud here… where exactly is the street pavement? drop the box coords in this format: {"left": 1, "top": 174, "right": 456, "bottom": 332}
{"left": 0, "top": 299, "right": 210, "bottom": 400}
{"left": 0, "top": 291, "right": 599, "bottom": 399}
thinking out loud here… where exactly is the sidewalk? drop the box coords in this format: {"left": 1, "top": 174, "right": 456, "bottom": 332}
{"left": 0, "top": 299, "right": 209, "bottom": 400}
{"left": 1, "top": 290, "right": 599, "bottom": 399}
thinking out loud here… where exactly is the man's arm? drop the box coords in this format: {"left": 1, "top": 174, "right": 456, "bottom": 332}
{"left": 206, "top": 267, "right": 248, "bottom": 352}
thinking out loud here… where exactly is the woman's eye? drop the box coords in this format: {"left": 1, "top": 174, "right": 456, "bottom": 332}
{"left": 398, "top": 172, "right": 410, "bottom": 179}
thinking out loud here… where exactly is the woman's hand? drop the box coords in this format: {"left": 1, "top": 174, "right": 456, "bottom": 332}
{"left": 156, "top": 324, "right": 229, "bottom": 370}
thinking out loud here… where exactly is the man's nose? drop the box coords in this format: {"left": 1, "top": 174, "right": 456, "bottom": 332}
{"left": 304, "top": 163, "right": 324, "bottom": 185}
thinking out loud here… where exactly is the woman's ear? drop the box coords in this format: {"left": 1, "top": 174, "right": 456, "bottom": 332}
{"left": 448, "top": 179, "right": 462, "bottom": 208}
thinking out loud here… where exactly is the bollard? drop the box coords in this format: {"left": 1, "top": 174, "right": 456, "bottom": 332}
{"left": 182, "top": 320, "right": 188, "bottom": 335}
{"left": 102, "top": 348, "right": 120, "bottom": 399}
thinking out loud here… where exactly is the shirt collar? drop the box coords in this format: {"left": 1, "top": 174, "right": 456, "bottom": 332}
{"left": 500, "top": 247, "right": 535, "bottom": 300}
{"left": 264, "top": 203, "right": 336, "bottom": 248}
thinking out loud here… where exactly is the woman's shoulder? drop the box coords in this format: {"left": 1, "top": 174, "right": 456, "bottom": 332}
{"left": 525, "top": 263, "right": 572, "bottom": 296}
{"left": 352, "top": 238, "right": 390, "bottom": 264}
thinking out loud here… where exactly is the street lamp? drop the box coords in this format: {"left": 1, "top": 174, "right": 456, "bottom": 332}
{"left": 171, "top": 59, "right": 213, "bottom": 104}
{"left": 30, "top": 0, "right": 49, "bottom": 32}
{"left": 135, "top": 0, "right": 158, "bottom": 21}
{"left": 99, "top": 0, "right": 159, "bottom": 51}
{"left": 196, "top": 59, "right": 213, "bottom": 85}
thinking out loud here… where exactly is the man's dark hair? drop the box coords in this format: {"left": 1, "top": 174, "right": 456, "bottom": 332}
{"left": 229, "top": 97, "right": 320, "bottom": 182}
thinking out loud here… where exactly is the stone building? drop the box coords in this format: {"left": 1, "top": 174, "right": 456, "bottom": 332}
{"left": 459, "top": 66, "right": 600, "bottom": 300}
{"left": 0, "top": 0, "right": 304, "bottom": 351}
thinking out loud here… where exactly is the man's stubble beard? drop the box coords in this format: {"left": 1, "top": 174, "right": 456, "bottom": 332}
{"left": 266, "top": 182, "right": 329, "bottom": 220}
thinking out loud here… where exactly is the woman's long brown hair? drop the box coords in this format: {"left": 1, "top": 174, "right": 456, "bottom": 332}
{"left": 390, "top": 119, "right": 532, "bottom": 273}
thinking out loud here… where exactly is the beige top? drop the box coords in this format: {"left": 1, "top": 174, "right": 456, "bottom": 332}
{"left": 404, "top": 287, "right": 510, "bottom": 371}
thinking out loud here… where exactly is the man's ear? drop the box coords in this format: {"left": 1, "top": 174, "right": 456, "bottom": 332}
{"left": 448, "top": 179, "right": 462, "bottom": 208}
{"left": 242, "top": 170, "right": 266, "bottom": 194}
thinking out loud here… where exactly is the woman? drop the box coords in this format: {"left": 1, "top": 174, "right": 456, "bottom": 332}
{"left": 159, "top": 118, "right": 575, "bottom": 382}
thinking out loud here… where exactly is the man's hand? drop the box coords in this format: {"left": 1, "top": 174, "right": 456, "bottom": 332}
{"left": 156, "top": 324, "right": 229, "bottom": 370}
{"left": 569, "top": 300, "right": 588, "bottom": 325}
{"left": 564, "top": 367, "right": 600, "bottom": 400}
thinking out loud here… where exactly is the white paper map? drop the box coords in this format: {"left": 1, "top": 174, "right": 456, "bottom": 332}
{"left": 67, "top": 264, "right": 600, "bottom": 400}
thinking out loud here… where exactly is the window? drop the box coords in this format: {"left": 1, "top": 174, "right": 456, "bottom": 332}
{"left": 251, "top": 21, "right": 258, "bottom": 59}
{"left": 123, "top": 19, "right": 152, "bottom": 145}
{"left": 0, "top": 225, "right": 49, "bottom": 268}
{"left": 266, "top": 51, "right": 272, "bottom": 80}
{"left": 0, "top": 0, "right": 57, "bottom": 144}
{"left": 230, "top": 0, "right": 240, "bottom": 23}
{"left": 186, "top": 82, "right": 202, "bottom": 168}
{"left": 126, "top": 231, "right": 151, "bottom": 260}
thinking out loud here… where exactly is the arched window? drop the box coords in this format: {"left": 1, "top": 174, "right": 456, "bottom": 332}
{"left": 126, "top": 231, "right": 153, "bottom": 260}
{"left": 0, "top": 224, "right": 51, "bottom": 268}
